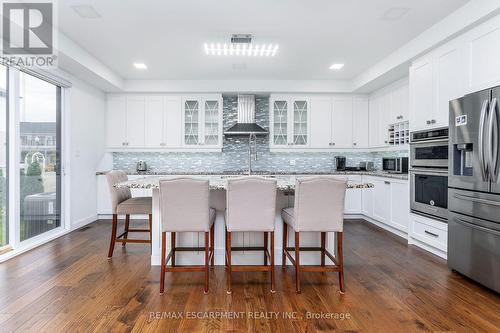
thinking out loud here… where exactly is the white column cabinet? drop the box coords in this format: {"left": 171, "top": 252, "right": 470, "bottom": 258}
{"left": 106, "top": 96, "right": 127, "bottom": 148}
{"left": 125, "top": 96, "right": 146, "bottom": 147}
{"left": 309, "top": 96, "right": 332, "bottom": 148}
{"left": 331, "top": 97, "right": 353, "bottom": 148}
{"left": 164, "top": 96, "right": 182, "bottom": 148}
{"left": 145, "top": 96, "right": 165, "bottom": 147}
{"left": 352, "top": 96, "right": 369, "bottom": 148}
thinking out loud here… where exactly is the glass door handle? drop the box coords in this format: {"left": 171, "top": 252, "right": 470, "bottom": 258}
{"left": 478, "top": 99, "right": 490, "bottom": 181}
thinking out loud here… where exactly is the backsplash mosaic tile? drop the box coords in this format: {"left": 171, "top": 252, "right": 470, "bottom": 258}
{"left": 113, "top": 96, "right": 408, "bottom": 173}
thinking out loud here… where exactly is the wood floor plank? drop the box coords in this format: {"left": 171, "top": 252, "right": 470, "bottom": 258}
{"left": 0, "top": 219, "right": 498, "bottom": 333}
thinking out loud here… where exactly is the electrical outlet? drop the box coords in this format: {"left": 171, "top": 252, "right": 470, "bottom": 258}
{"left": 289, "top": 159, "right": 296, "bottom": 166}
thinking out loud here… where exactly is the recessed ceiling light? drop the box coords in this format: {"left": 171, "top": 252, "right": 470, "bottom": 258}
{"left": 204, "top": 43, "right": 279, "bottom": 57}
{"left": 133, "top": 63, "right": 147, "bottom": 70}
{"left": 71, "top": 5, "right": 101, "bottom": 19}
{"left": 380, "top": 7, "right": 410, "bottom": 21}
{"left": 329, "top": 63, "right": 344, "bottom": 70}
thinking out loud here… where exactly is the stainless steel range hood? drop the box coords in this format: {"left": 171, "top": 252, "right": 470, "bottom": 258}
{"left": 224, "top": 95, "right": 268, "bottom": 136}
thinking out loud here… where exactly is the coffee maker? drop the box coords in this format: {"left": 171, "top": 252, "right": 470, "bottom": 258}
{"left": 335, "top": 156, "right": 346, "bottom": 171}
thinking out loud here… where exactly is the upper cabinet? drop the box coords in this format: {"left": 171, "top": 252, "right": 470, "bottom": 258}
{"left": 105, "top": 94, "right": 222, "bottom": 151}
{"left": 352, "top": 97, "right": 369, "bottom": 148}
{"left": 409, "top": 40, "right": 465, "bottom": 131}
{"left": 270, "top": 95, "right": 310, "bottom": 148}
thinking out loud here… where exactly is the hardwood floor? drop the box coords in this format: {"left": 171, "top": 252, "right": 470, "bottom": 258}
{"left": 0, "top": 219, "right": 499, "bottom": 333}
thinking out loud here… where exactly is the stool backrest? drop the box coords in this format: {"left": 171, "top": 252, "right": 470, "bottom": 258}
{"left": 226, "top": 177, "right": 277, "bottom": 232}
{"left": 294, "top": 176, "right": 347, "bottom": 232}
{"left": 106, "top": 170, "right": 131, "bottom": 214}
{"left": 159, "top": 178, "right": 210, "bottom": 232}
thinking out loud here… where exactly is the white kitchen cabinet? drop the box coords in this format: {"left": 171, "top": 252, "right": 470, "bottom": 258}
{"left": 126, "top": 96, "right": 146, "bottom": 147}
{"left": 372, "top": 178, "right": 391, "bottom": 224}
{"left": 309, "top": 96, "right": 332, "bottom": 148}
{"left": 106, "top": 96, "right": 127, "bottom": 148}
{"left": 390, "top": 82, "right": 409, "bottom": 122}
{"left": 368, "top": 95, "right": 389, "bottom": 148}
{"left": 270, "top": 95, "right": 310, "bottom": 148}
{"left": 368, "top": 96, "right": 380, "bottom": 147}
{"left": 145, "top": 96, "right": 165, "bottom": 147}
{"left": 409, "top": 57, "right": 434, "bottom": 130}
{"left": 331, "top": 97, "right": 353, "bottom": 148}
{"left": 352, "top": 96, "right": 369, "bottom": 148}
{"left": 389, "top": 180, "right": 409, "bottom": 232}
{"left": 344, "top": 175, "right": 362, "bottom": 214}
{"left": 164, "top": 96, "right": 182, "bottom": 147}
{"left": 181, "top": 94, "right": 223, "bottom": 149}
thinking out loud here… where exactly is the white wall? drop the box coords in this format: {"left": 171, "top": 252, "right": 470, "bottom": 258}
{"left": 66, "top": 77, "right": 106, "bottom": 229}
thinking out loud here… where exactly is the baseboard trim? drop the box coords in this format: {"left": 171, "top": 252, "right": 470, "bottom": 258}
{"left": 408, "top": 237, "right": 447, "bottom": 260}
{"left": 71, "top": 215, "right": 98, "bottom": 230}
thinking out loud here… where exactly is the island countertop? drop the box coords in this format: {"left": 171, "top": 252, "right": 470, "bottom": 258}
{"left": 114, "top": 174, "right": 375, "bottom": 191}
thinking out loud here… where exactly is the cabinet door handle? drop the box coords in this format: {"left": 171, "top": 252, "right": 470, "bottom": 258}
{"left": 331, "top": 142, "right": 335, "bottom": 146}
{"left": 426, "top": 120, "right": 431, "bottom": 125}
{"left": 353, "top": 142, "right": 357, "bottom": 146}
{"left": 384, "top": 181, "right": 390, "bottom": 185}
{"left": 424, "top": 230, "right": 439, "bottom": 238}
{"left": 431, "top": 119, "right": 436, "bottom": 124}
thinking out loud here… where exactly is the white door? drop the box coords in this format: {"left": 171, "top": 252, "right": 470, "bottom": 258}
{"left": 434, "top": 45, "right": 464, "bottom": 128}
{"left": 368, "top": 96, "right": 379, "bottom": 147}
{"left": 309, "top": 96, "right": 332, "bottom": 148}
{"left": 390, "top": 181, "right": 409, "bottom": 232}
{"left": 271, "top": 97, "right": 289, "bottom": 147}
{"left": 202, "top": 97, "right": 221, "bottom": 147}
{"left": 145, "top": 96, "right": 165, "bottom": 147}
{"left": 352, "top": 97, "right": 369, "bottom": 148}
{"left": 377, "top": 93, "right": 391, "bottom": 146}
{"left": 290, "top": 97, "right": 309, "bottom": 146}
{"left": 165, "top": 96, "right": 182, "bottom": 147}
{"left": 331, "top": 97, "right": 353, "bottom": 148}
{"left": 410, "top": 59, "right": 434, "bottom": 130}
{"left": 361, "top": 177, "right": 374, "bottom": 218}
{"left": 183, "top": 97, "right": 201, "bottom": 146}
{"left": 372, "top": 178, "right": 391, "bottom": 224}
{"left": 106, "top": 96, "right": 127, "bottom": 148}
{"left": 126, "top": 96, "right": 146, "bottom": 147}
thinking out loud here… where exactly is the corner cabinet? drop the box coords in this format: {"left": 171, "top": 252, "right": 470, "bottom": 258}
{"left": 105, "top": 94, "right": 222, "bottom": 151}
{"left": 182, "top": 95, "right": 223, "bottom": 149}
{"left": 270, "top": 95, "right": 310, "bottom": 149}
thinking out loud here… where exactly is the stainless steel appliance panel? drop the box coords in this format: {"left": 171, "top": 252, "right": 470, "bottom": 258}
{"left": 410, "top": 168, "right": 449, "bottom": 220}
{"left": 449, "top": 90, "right": 491, "bottom": 192}
{"left": 489, "top": 86, "right": 500, "bottom": 194}
{"left": 448, "top": 187, "right": 500, "bottom": 223}
{"left": 448, "top": 212, "right": 500, "bottom": 293}
{"left": 410, "top": 139, "right": 449, "bottom": 168}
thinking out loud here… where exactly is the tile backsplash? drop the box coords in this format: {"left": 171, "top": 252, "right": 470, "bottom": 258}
{"left": 113, "top": 96, "right": 408, "bottom": 173}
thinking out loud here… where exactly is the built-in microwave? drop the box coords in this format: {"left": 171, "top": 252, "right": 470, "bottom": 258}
{"left": 382, "top": 157, "right": 409, "bottom": 174}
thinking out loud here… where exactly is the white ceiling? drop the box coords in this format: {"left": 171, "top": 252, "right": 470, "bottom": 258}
{"left": 58, "top": 0, "right": 469, "bottom": 81}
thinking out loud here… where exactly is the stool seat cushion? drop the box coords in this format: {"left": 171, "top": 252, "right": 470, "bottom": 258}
{"left": 117, "top": 196, "right": 152, "bottom": 215}
{"left": 281, "top": 207, "right": 296, "bottom": 230}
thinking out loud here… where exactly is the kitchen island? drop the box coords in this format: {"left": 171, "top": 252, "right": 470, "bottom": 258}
{"left": 115, "top": 175, "right": 374, "bottom": 266}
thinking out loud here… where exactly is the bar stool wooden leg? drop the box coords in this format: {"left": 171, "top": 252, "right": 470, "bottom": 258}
{"left": 320, "top": 232, "right": 326, "bottom": 267}
{"left": 171, "top": 232, "right": 176, "bottom": 267}
{"left": 210, "top": 224, "right": 215, "bottom": 267}
{"left": 107, "top": 214, "right": 118, "bottom": 259}
{"left": 270, "top": 231, "right": 276, "bottom": 293}
{"left": 337, "top": 232, "right": 345, "bottom": 294}
{"left": 226, "top": 231, "right": 232, "bottom": 294}
{"left": 282, "top": 221, "right": 287, "bottom": 270}
{"left": 160, "top": 232, "right": 166, "bottom": 295}
{"left": 295, "top": 232, "right": 301, "bottom": 294}
{"left": 122, "top": 214, "right": 130, "bottom": 247}
{"left": 204, "top": 232, "right": 209, "bottom": 294}
{"left": 264, "top": 232, "right": 268, "bottom": 266}
{"left": 148, "top": 214, "right": 153, "bottom": 241}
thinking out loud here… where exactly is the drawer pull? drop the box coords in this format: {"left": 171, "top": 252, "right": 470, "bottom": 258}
{"left": 424, "top": 230, "right": 439, "bottom": 237}
{"left": 384, "top": 181, "right": 390, "bottom": 185}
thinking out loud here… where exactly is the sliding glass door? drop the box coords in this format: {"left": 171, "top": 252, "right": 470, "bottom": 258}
{"left": 0, "top": 65, "right": 7, "bottom": 247}
{"left": 18, "top": 72, "right": 61, "bottom": 241}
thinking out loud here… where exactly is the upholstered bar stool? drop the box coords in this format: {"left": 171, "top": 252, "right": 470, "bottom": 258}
{"left": 106, "top": 170, "right": 152, "bottom": 258}
{"left": 158, "top": 178, "right": 216, "bottom": 295}
{"left": 225, "top": 177, "right": 277, "bottom": 294}
{"left": 281, "top": 176, "right": 347, "bottom": 294}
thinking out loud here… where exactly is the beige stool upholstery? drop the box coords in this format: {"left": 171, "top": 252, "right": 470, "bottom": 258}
{"left": 158, "top": 178, "right": 216, "bottom": 295}
{"left": 281, "top": 176, "right": 347, "bottom": 294}
{"left": 225, "top": 177, "right": 277, "bottom": 294}
{"left": 106, "top": 171, "right": 153, "bottom": 259}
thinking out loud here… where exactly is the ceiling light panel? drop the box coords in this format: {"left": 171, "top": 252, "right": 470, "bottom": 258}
{"left": 133, "top": 63, "right": 147, "bottom": 69}
{"left": 329, "top": 63, "right": 344, "bottom": 70}
{"left": 71, "top": 5, "right": 101, "bottom": 19}
{"left": 204, "top": 43, "right": 279, "bottom": 57}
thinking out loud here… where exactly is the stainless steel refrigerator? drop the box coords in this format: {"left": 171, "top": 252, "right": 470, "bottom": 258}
{"left": 449, "top": 86, "right": 500, "bottom": 293}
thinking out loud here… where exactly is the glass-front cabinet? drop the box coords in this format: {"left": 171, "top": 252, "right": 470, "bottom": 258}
{"left": 182, "top": 94, "right": 222, "bottom": 148}
{"left": 270, "top": 95, "right": 310, "bottom": 148}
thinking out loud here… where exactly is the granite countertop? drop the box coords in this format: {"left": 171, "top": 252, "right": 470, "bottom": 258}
{"left": 114, "top": 174, "right": 376, "bottom": 191}
{"left": 98, "top": 170, "right": 408, "bottom": 180}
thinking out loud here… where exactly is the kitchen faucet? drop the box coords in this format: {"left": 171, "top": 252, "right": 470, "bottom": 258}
{"left": 248, "top": 133, "right": 257, "bottom": 175}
